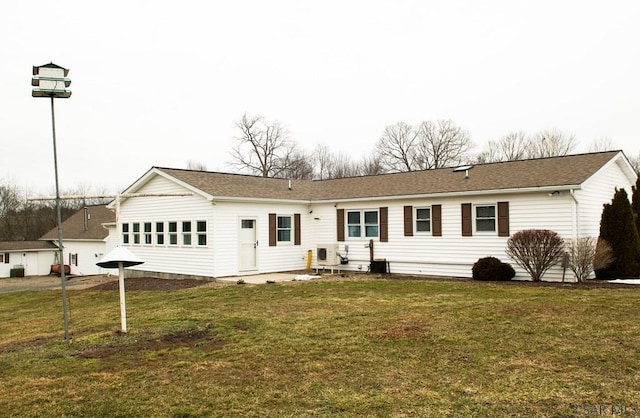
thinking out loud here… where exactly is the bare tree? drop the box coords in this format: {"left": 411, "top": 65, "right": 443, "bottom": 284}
{"left": 476, "top": 131, "right": 529, "bottom": 163}
{"left": 280, "top": 149, "right": 314, "bottom": 180}
{"left": 357, "top": 152, "right": 384, "bottom": 176}
{"left": 414, "top": 120, "right": 473, "bottom": 169}
{"left": 527, "top": 129, "right": 577, "bottom": 159}
{"left": 312, "top": 144, "right": 334, "bottom": 180}
{"left": 0, "top": 181, "right": 24, "bottom": 240}
{"left": 186, "top": 160, "right": 208, "bottom": 171}
{"left": 376, "top": 122, "right": 419, "bottom": 172}
{"left": 229, "top": 113, "right": 296, "bottom": 177}
{"left": 587, "top": 136, "right": 616, "bottom": 153}
{"left": 626, "top": 150, "right": 640, "bottom": 174}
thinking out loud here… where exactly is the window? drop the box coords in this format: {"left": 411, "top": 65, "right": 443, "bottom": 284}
{"left": 475, "top": 205, "right": 496, "bottom": 232}
{"left": 132, "top": 222, "right": 140, "bottom": 244}
{"left": 197, "top": 221, "right": 207, "bottom": 246}
{"left": 347, "top": 211, "right": 361, "bottom": 238}
{"left": 69, "top": 253, "right": 78, "bottom": 266}
{"left": 156, "top": 222, "right": 165, "bottom": 245}
{"left": 122, "top": 223, "right": 130, "bottom": 244}
{"left": 144, "top": 222, "right": 152, "bottom": 244}
{"left": 168, "top": 222, "right": 178, "bottom": 245}
{"left": 347, "top": 210, "right": 379, "bottom": 238}
{"left": 182, "top": 221, "right": 192, "bottom": 245}
{"left": 277, "top": 216, "right": 292, "bottom": 243}
{"left": 416, "top": 207, "right": 431, "bottom": 233}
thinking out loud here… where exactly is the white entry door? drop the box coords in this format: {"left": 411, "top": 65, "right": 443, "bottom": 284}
{"left": 239, "top": 219, "right": 257, "bottom": 271}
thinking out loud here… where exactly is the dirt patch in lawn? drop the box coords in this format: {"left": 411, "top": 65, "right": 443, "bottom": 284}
{"left": 88, "top": 277, "right": 213, "bottom": 291}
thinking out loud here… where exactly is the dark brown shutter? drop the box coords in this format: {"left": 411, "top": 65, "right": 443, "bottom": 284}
{"left": 268, "top": 213, "right": 277, "bottom": 246}
{"left": 337, "top": 209, "right": 345, "bottom": 242}
{"left": 294, "top": 213, "right": 301, "bottom": 245}
{"left": 379, "top": 207, "right": 388, "bottom": 242}
{"left": 432, "top": 204, "right": 442, "bottom": 237}
{"left": 404, "top": 206, "right": 413, "bottom": 236}
{"left": 5, "top": 253, "right": 9, "bottom": 263}
{"left": 461, "top": 203, "right": 472, "bottom": 236}
{"left": 498, "top": 202, "right": 509, "bottom": 237}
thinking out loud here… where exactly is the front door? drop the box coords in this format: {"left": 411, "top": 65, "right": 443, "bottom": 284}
{"left": 239, "top": 219, "right": 257, "bottom": 271}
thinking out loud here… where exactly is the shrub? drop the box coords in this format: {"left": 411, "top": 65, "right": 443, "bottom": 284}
{"left": 565, "top": 237, "right": 601, "bottom": 283}
{"left": 505, "top": 229, "right": 565, "bottom": 282}
{"left": 593, "top": 238, "right": 615, "bottom": 277}
{"left": 472, "top": 256, "right": 515, "bottom": 281}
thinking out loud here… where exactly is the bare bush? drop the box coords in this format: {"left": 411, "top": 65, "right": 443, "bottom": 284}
{"left": 505, "top": 229, "right": 565, "bottom": 282}
{"left": 565, "top": 237, "right": 597, "bottom": 283}
{"left": 593, "top": 238, "right": 615, "bottom": 273}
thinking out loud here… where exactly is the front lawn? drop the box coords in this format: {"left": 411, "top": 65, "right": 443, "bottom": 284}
{"left": 1, "top": 277, "right": 639, "bottom": 417}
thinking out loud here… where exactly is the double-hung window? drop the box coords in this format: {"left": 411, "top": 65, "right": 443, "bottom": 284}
{"left": 196, "top": 221, "right": 207, "bottom": 246}
{"left": 168, "top": 222, "right": 178, "bottom": 245}
{"left": 122, "top": 223, "right": 130, "bottom": 244}
{"left": 415, "top": 207, "right": 431, "bottom": 233}
{"left": 347, "top": 210, "right": 379, "bottom": 238}
{"left": 182, "top": 221, "right": 192, "bottom": 245}
{"left": 475, "top": 204, "right": 496, "bottom": 232}
{"left": 132, "top": 222, "right": 140, "bottom": 244}
{"left": 156, "top": 222, "right": 165, "bottom": 245}
{"left": 277, "top": 216, "right": 292, "bottom": 243}
{"left": 144, "top": 222, "right": 152, "bottom": 244}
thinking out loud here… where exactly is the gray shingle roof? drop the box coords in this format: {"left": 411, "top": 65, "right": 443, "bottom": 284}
{"left": 40, "top": 205, "right": 115, "bottom": 241}
{"left": 0, "top": 241, "right": 57, "bottom": 252}
{"left": 154, "top": 152, "right": 624, "bottom": 202}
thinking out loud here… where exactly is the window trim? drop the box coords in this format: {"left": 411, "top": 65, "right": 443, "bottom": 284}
{"left": 276, "top": 215, "right": 293, "bottom": 244}
{"left": 196, "top": 220, "right": 207, "bottom": 246}
{"left": 415, "top": 206, "right": 432, "bottom": 234}
{"left": 474, "top": 203, "right": 497, "bottom": 234}
{"left": 181, "top": 221, "right": 192, "bottom": 246}
{"left": 168, "top": 221, "right": 178, "bottom": 246}
{"left": 156, "top": 221, "right": 165, "bottom": 245}
{"left": 346, "top": 209, "right": 380, "bottom": 239}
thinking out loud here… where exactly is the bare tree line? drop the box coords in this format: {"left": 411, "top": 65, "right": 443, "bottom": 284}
{"left": 222, "top": 113, "right": 640, "bottom": 179}
{"left": 0, "top": 181, "right": 112, "bottom": 241}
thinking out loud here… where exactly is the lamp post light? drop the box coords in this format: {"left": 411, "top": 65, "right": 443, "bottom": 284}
{"left": 32, "top": 62, "right": 72, "bottom": 341}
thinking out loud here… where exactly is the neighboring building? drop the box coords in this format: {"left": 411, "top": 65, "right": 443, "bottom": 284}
{"left": 0, "top": 241, "right": 57, "bottom": 277}
{"left": 40, "top": 205, "right": 115, "bottom": 276}
{"left": 114, "top": 151, "right": 637, "bottom": 281}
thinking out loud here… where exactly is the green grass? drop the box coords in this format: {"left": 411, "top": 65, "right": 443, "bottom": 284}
{"left": 1, "top": 278, "right": 640, "bottom": 417}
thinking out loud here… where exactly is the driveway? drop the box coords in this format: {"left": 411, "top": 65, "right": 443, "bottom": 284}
{"left": 0, "top": 275, "right": 118, "bottom": 293}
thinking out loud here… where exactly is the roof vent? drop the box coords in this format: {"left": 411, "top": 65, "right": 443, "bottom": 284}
{"left": 454, "top": 165, "right": 473, "bottom": 179}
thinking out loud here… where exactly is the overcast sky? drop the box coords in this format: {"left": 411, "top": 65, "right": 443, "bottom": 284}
{"left": 2, "top": 1, "right": 639, "bottom": 194}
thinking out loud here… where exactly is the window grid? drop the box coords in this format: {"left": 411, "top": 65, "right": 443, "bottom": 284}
{"left": 475, "top": 205, "right": 497, "bottom": 232}
{"left": 277, "top": 216, "right": 292, "bottom": 243}
{"left": 347, "top": 210, "right": 379, "bottom": 238}
{"left": 416, "top": 207, "right": 431, "bottom": 233}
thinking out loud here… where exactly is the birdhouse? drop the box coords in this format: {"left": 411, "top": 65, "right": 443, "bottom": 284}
{"left": 32, "top": 63, "right": 72, "bottom": 98}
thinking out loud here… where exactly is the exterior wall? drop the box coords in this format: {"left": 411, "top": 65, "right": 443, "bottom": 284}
{"left": 213, "top": 201, "right": 311, "bottom": 277}
{"left": 117, "top": 175, "right": 311, "bottom": 278}
{"left": 314, "top": 191, "right": 578, "bottom": 281}
{"left": 118, "top": 175, "right": 217, "bottom": 277}
{"left": 0, "top": 250, "right": 55, "bottom": 277}
{"left": 62, "top": 241, "right": 108, "bottom": 276}
{"left": 576, "top": 158, "right": 636, "bottom": 238}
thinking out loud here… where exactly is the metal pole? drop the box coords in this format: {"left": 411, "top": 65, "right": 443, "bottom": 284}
{"left": 51, "top": 96, "right": 70, "bottom": 341}
{"left": 118, "top": 262, "right": 127, "bottom": 333}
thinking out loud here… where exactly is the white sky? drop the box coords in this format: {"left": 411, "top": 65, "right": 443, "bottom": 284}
{"left": 2, "top": 1, "right": 639, "bottom": 194}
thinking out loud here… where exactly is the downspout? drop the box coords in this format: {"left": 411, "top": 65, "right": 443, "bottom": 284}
{"left": 570, "top": 189, "right": 579, "bottom": 240}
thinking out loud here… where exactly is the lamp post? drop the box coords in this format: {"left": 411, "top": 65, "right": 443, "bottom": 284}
{"left": 32, "top": 63, "right": 72, "bottom": 341}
